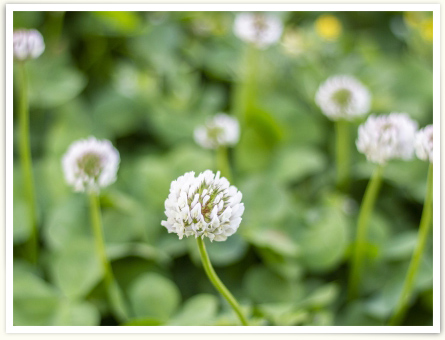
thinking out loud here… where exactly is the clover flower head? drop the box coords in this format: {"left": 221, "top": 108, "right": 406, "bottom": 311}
{"left": 356, "top": 113, "right": 418, "bottom": 164}
{"left": 233, "top": 12, "right": 283, "bottom": 48}
{"left": 161, "top": 170, "right": 244, "bottom": 242}
{"left": 62, "top": 137, "right": 120, "bottom": 193}
{"left": 415, "top": 125, "right": 433, "bottom": 162}
{"left": 315, "top": 75, "right": 371, "bottom": 120}
{"left": 194, "top": 113, "right": 240, "bottom": 149}
{"left": 13, "top": 29, "right": 45, "bottom": 61}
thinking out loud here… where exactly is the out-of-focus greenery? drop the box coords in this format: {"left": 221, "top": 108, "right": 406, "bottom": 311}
{"left": 13, "top": 11, "right": 433, "bottom": 326}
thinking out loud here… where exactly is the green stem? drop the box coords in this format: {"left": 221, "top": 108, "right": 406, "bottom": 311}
{"left": 18, "top": 61, "right": 38, "bottom": 264}
{"left": 89, "top": 192, "right": 129, "bottom": 322}
{"left": 216, "top": 146, "right": 232, "bottom": 182}
{"left": 47, "top": 11, "right": 66, "bottom": 53}
{"left": 335, "top": 119, "right": 350, "bottom": 190}
{"left": 389, "top": 163, "right": 433, "bottom": 325}
{"left": 349, "top": 165, "right": 384, "bottom": 299}
{"left": 89, "top": 193, "right": 113, "bottom": 285}
{"left": 232, "top": 43, "right": 258, "bottom": 125}
{"left": 196, "top": 237, "right": 248, "bottom": 326}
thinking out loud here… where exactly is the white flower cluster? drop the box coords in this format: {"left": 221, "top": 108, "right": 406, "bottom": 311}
{"left": 194, "top": 113, "right": 240, "bottom": 149}
{"left": 13, "top": 29, "right": 45, "bottom": 61}
{"left": 161, "top": 170, "right": 244, "bottom": 242}
{"left": 62, "top": 137, "right": 120, "bottom": 193}
{"left": 415, "top": 125, "right": 433, "bottom": 163}
{"left": 356, "top": 113, "right": 418, "bottom": 164}
{"left": 233, "top": 12, "right": 283, "bottom": 48}
{"left": 315, "top": 75, "right": 371, "bottom": 120}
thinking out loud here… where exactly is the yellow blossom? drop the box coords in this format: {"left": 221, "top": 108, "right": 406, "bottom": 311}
{"left": 315, "top": 14, "right": 342, "bottom": 41}
{"left": 420, "top": 17, "right": 433, "bottom": 42}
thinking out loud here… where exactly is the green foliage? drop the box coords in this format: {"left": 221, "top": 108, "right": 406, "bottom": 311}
{"left": 49, "top": 237, "right": 102, "bottom": 299}
{"left": 128, "top": 273, "right": 181, "bottom": 321}
{"left": 12, "top": 10, "right": 433, "bottom": 326}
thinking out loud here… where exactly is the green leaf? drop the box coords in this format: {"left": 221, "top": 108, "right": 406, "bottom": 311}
{"left": 168, "top": 294, "right": 219, "bottom": 326}
{"left": 102, "top": 209, "right": 150, "bottom": 244}
{"left": 383, "top": 231, "right": 418, "bottom": 260}
{"left": 298, "top": 206, "right": 349, "bottom": 273}
{"left": 259, "top": 303, "right": 309, "bottom": 326}
{"left": 128, "top": 272, "right": 181, "bottom": 320}
{"left": 44, "top": 194, "right": 89, "bottom": 250}
{"left": 90, "top": 88, "right": 144, "bottom": 138}
{"left": 273, "top": 146, "right": 327, "bottom": 184}
{"left": 336, "top": 301, "right": 384, "bottom": 326}
{"left": 243, "top": 266, "right": 299, "bottom": 304}
{"left": 259, "top": 93, "right": 324, "bottom": 146}
{"left": 298, "top": 283, "right": 340, "bottom": 309}
{"left": 107, "top": 242, "right": 171, "bottom": 265}
{"left": 27, "top": 56, "right": 87, "bottom": 109}
{"left": 13, "top": 267, "right": 60, "bottom": 326}
{"left": 13, "top": 198, "right": 32, "bottom": 245}
{"left": 52, "top": 300, "right": 100, "bottom": 326}
{"left": 234, "top": 127, "right": 274, "bottom": 174}
{"left": 311, "top": 310, "right": 334, "bottom": 326}
{"left": 205, "top": 233, "right": 248, "bottom": 267}
{"left": 365, "top": 254, "right": 432, "bottom": 320}
{"left": 43, "top": 99, "right": 92, "bottom": 157}
{"left": 244, "top": 229, "right": 299, "bottom": 258}
{"left": 49, "top": 237, "right": 102, "bottom": 299}
{"left": 240, "top": 176, "right": 290, "bottom": 229}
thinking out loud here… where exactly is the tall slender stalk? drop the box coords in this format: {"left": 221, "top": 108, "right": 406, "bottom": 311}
{"left": 232, "top": 44, "right": 258, "bottom": 125}
{"left": 335, "top": 119, "right": 350, "bottom": 190}
{"left": 89, "top": 192, "right": 129, "bottom": 322}
{"left": 389, "top": 163, "right": 433, "bottom": 325}
{"left": 18, "top": 61, "right": 38, "bottom": 264}
{"left": 89, "top": 193, "right": 113, "bottom": 284}
{"left": 196, "top": 237, "right": 248, "bottom": 326}
{"left": 349, "top": 165, "right": 384, "bottom": 299}
{"left": 216, "top": 146, "right": 232, "bottom": 182}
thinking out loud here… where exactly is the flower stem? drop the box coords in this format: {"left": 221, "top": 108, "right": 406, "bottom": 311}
{"left": 216, "top": 146, "right": 232, "bottom": 182}
{"left": 232, "top": 43, "right": 258, "bottom": 125}
{"left": 89, "top": 192, "right": 129, "bottom": 322}
{"left": 349, "top": 164, "right": 384, "bottom": 299}
{"left": 196, "top": 237, "right": 248, "bottom": 326}
{"left": 17, "top": 61, "right": 38, "bottom": 264}
{"left": 388, "top": 163, "right": 433, "bottom": 325}
{"left": 335, "top": 119, "right": 350, "bottom": 190}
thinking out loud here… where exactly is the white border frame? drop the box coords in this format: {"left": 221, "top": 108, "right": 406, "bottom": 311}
{"left": 6, "top": 3, "right": 440, "bottom": 334}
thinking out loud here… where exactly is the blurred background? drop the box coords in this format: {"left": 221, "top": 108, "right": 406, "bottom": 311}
{"left": 13, "top": 11, "right": 433, "bottom": 326}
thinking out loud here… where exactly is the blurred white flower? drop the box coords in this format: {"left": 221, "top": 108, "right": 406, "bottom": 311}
{"left": 194, "top": 113, "right": 240, "bottom": 149}
{"left": 281, "top": 28, "right": 306, "bottom": 56}
{"left": 415, "top": 125, "right": 433, "bottom": 162}
{"left": 62, "top": 137, "right": 120, "bottom": 193}
{"left": 233, "top": 12, "right": 283, "bottom": 48}
{"left": 161, "top": 170, "right": 244, "bottom": 242}
{"left": 356, "top": 113, "right": 418, "bottom": 164}
{"left": 315, "top": 75, "right": 371, "bottom": 120}
{"left": 13, "top": 29, "right": 45, "bottom": 61}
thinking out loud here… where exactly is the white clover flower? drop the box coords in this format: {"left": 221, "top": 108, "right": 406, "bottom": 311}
{"left": 415, "top": 125, "right": 433, "bottom": 163}
{"left": 233, "top": 12, "right": 283, "bottom": 48}
{"left": 356, "top": 113, "right": 418, "bottom": 164}
{"left": 62, "top": 137, "right": 120, "bottom": 193}
{"left": 13, "top": 29, "right": 45, "bottom": 61}
{"left": 315, "top": 75, "right": 371, "bottom": 120}
{"left": 194, "top": 113, "right": 240, "bottom": 149}
{"left": 161, "top": 170, "right": 244, "bottom": 242}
